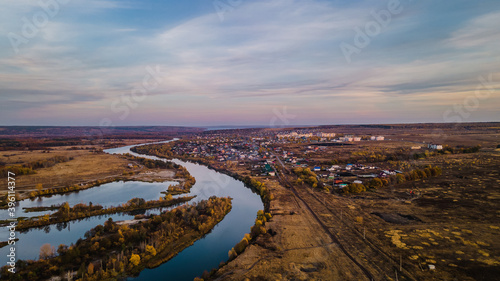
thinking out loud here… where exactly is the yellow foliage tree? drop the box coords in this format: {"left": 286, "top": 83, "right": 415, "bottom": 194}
{"left": 87, "top": 263, "right": 94, "bottom": 275}
{"left": 146, "top": 245, "right": 156, "bottom": 257}
{"left": 129, "top": 254, "right": 141, "bottom": 266}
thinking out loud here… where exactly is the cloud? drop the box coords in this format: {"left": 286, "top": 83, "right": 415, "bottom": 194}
{"left": 0, "top": 0, "right": 499, "bottom": 125}
{"left": 446, "top": 11, "right": 500, "bottom": 49}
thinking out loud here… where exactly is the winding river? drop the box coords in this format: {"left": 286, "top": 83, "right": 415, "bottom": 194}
{"left": 1, "top": 140, "right": 263, "bottom": 280}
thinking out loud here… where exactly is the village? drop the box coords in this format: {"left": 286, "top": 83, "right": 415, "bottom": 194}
{"left": 170, "top": 129, "right": 445, "bottom": 193}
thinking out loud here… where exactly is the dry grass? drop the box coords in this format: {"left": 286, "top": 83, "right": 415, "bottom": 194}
{"left": 0, "top": 148, "right": 132, "bottom": 195}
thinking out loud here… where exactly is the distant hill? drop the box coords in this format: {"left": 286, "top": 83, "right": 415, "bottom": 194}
{"left": 0, "top": 126, "right": 204, "bottom": 139}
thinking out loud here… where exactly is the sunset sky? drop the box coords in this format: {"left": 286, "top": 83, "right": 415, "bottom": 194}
{"left": 1, "top": 0, "right": 499, "bottom": 127}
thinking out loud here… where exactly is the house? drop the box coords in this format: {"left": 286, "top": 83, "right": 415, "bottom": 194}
{"left": 316, "top": 132, "right": 336, "bottom": 138}
{"left": 428, "top": 144, "right": 443, "bottom": 150}
{"left": 313, "top": 166, "right": 321, "bottom": 172}
{"left": 262, "top": 164, "right": 275, "bottom": 176}
{"left": 328, "top": 165, "right": 341, "bottom": 171}
{"left": 357, "top": 174, "right": 378, "bottom": 178}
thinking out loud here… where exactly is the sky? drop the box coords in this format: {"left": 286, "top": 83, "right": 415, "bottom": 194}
{"left": 0, "top": 0, "right": 499, "bottom": 127}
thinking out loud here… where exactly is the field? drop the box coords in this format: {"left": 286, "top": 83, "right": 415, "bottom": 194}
{"left": 0, "top": 138, "right": 171, "bottom": 198}
{"left": 211, "top": 124, "right": 500, "bottom": 281}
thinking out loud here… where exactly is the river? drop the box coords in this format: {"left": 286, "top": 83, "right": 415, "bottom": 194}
{"left": 1, "top": 140, "right": 263, "bottom": 280}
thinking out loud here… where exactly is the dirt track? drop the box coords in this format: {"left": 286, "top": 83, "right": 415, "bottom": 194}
{"left": 215, "top": 180, "right": 373, "bottom": 281}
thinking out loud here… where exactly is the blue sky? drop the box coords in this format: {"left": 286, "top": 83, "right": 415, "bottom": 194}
{"left": 0, "top": 0, "right": 499, "bottom": 127}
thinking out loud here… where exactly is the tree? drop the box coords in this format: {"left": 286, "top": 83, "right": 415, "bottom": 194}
{"left": 87, "top": 263, "right": 94, "bottom": 275}
{"left": 129, "top": 254, "right": 141, "bottom": 266}
{"left": 60, "top": 202, "right": 70, "bottom": 217}
{"left": 368, "top": 178, "right": 383, "bottom": 188}
{"left": 36, "top": 183, "right": 43, "bottom": 192}
{"left": 396, "top": 174, "right": 406, "bottom": 184}
{"left": 39, "top": 243, "right": 55, "bottom": 259}
{"left": 146, "top": 245, "right": 156, "bottom": 257}
{"left": 347, "top": 183, "right": 366, "bottom": 194}
{"left": 228, "top": 248, "right": 237, "bottom": 260}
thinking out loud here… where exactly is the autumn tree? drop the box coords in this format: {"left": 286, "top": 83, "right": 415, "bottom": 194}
{"left": 129, "top": 254, "right": 140, "bottom": 266}
{"left": 145, "top": 245, "right": 156, "bottom": 257}
{"left": 39, "top": 243, "right": 55, "bottom": 259}
{"left": 87, "top": 263, "right": 94, "bottom": 275}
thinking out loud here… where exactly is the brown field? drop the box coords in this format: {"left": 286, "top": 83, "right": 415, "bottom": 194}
{"left": 0, "top": 138, "right": 170, "bottom": 197}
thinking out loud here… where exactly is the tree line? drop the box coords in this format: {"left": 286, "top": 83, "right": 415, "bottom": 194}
{"left": 342, "top": 165, "right": 442, "bottom": 194}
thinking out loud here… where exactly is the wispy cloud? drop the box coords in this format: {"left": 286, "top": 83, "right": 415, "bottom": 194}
{"left": 0, "top": 0, "right": 499, "bottom": 126}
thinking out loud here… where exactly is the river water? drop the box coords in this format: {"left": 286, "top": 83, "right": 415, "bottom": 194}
{"left": 1, "top": 140, "right": 263, "bottom": 280}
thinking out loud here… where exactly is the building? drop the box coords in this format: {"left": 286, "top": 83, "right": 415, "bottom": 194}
{"left": 428, "top": 144, "right": 443, "bottom": 150}
{"left": 262, "top": 164, "right": 275, "bottom": 176}
{"left": 316, "top": 132, "right": 336, "bottom": 138}
{"left": 277, "top": 132, "right": 313, "bottom": 139}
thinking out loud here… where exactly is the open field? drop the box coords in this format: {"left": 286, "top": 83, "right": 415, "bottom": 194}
{"left": 0, "top": 139, "right": 177, "bottom": 198}
{"left": 0, "top": 149, "right": 131, "bottom": 195}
